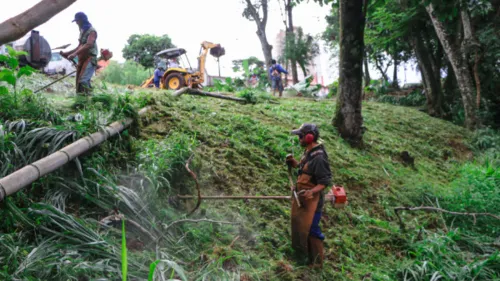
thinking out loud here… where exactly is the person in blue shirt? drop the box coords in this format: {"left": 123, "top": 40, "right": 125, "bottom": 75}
{"left": 153, "top": 66, "right": 165, "bottom": 88}
{"left": 269, "top": 59, "right": 288, "bottom": 97}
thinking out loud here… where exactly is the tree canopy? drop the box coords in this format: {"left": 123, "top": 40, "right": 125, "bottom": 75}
{"left": 122, "top": 34, "right": 175, "bottom": 69}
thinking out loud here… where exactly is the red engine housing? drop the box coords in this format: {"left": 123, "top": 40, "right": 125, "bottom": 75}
{"left": 327, "top": 185, "right": 348, "bottom": 208}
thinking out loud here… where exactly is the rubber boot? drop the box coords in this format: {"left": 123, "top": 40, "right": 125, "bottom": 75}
{"left": 308, "top": 236, "right": 324, "bottom": 269}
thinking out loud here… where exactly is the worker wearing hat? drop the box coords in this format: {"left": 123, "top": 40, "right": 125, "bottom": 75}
{"left": 286, "top": 123, "right": 332, "bottom": 268}
{"left": 61, "top": 12, "right": 98, "bottom": 95}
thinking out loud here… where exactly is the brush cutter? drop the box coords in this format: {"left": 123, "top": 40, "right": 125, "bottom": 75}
{"left": 34, "top": 48, "right": 113, "bottom": 94}
{"left": 177, "top": 160, "right": 348, "bottom": 208}
{"left": 51, "top": 43, "right": 72, "bottom": 50}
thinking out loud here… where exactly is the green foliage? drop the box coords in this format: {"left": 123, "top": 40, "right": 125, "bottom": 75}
{"left": 101, "top": 60, "right": 152, "bottom": 86}
{"left": 237, "top": 88, "right": 257, "bottom": 104}
{"left": 232, "top": 57, "right": 269, "bottom": 89}
{"left": 148, "top": 260, "right": 187, "bottom": 281}
{"left": 3, "top": 70, "right": 499, "bottom": 280}
{"left": 122, "top": 219, "right": 128, "bottom": 281}
{"left": 122, "top": 34, "right": 175, "bottom": 68}
{"left": 281, "top": 27, "right": 319, "bottom": 77}
{"left": 398, "top": 230, "right": 500, "bottom": 281}
{"left": 0, "top": 52, "right": 59, "bottom": 123}
{"left": 377, "top": 90, "right": 426, "bottom": 107}
{"left": 399, "top": 146, "right": 500, "bottom": 280}
{"left": 327, "top": 81, "right": 339, "bottom": 98}
{"left": 206, "top": 77, "right": 247, "bottom": 93}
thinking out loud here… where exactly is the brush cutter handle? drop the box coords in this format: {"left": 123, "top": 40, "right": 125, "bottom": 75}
{"left": 287, "top": 163, "right": 295, "bottom": 191}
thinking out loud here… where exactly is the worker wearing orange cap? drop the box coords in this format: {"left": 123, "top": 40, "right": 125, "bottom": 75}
{"left": 286, "top": 123, "right": 332, "bottom": 268}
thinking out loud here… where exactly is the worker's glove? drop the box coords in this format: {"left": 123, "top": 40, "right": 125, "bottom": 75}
{"left": 286, "top": 154, "right": 298, "bottom": 168}
{"left": 300, "top": 190, "right": 314, "bottom": 200}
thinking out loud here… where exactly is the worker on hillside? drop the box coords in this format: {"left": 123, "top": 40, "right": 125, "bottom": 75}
{"left": 153, "top": 66, "right": 165, "bottom": 88}
{"left": 60, "top": 12, "right": 98, "bottom": 95}
{"left": 286, "top": 123, "right": 332, "bottom": 268}
{"left": 269, "top": 59, "right": 288, "bottom": 97}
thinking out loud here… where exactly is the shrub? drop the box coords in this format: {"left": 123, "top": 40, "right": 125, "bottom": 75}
{"left": 100, "top": 60, "right": 152, "bottom": 86}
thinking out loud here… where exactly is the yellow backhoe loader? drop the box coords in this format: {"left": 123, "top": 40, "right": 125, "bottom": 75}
{"left": 141, "top": 41, "right": 225, "bottom": 90}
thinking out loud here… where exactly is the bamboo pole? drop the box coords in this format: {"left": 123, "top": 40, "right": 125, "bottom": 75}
{"left": 0, "top": 107, "right": 150, "bottom": 201}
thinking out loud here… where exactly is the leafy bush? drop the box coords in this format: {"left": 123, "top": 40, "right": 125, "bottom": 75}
{"left": 365, "top": 80, "right": 391, "bottom": 97}
{"left": 399, "top": 148, "right": 500, "bottom": 280}
{"left": 100, "top": 60, "right": 152, "bottom": 86}
{"left": 1, "top": 47, "right": 61, "bottom": 123}
{"left": 377, "top": 90, "right": 426, "bottom": 107}
{"left": 327, "top": 81, "right": 339, "bottom": 98}
{"left": 398, "top": 230, "right": 500, "bottom": 281}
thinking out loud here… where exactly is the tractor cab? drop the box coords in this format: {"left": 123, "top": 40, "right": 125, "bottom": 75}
{"left": 154, "top": 48, "right": 194, "bottom": 73}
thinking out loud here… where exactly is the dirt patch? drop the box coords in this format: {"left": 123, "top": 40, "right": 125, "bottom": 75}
{"left": 448, "top": 139, "right": 473, "bottom": 160}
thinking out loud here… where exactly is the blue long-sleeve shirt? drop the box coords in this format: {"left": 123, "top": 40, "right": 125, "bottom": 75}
{"left": 154, "top": 68, "right": 164, "bottom": 82}
{"left": 269, "top": 64, "right": 288, "bottom": 80}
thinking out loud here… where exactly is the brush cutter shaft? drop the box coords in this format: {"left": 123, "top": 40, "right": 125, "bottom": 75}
{"left": 34, "top": 71, "right": 76, "bottom": 93}
{"left": 177, "top": 194, "right": 335, "bottom": 200}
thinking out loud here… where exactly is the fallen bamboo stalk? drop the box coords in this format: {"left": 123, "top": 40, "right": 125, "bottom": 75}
{"left": 172, "top": 87, "right": 247, "bottom": 103}
{"left": 0, "top": 106, "right": 150, "bottom": 201}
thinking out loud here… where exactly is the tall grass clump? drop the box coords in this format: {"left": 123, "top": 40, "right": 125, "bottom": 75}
{"left": 398, "top": 129, "right": 500, "bottom": 280}
{"left": 101, "top": 60, "right": 152, "bottom": 86}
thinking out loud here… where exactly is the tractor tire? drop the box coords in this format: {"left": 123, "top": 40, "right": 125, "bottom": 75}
{"left": 165, "top": 73, "right": 185, "bottom": 90}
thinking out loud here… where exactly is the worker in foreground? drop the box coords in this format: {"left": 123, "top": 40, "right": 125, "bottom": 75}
{"left": 269, "top": 59, "right": 288, "bottom": 97}
{"left": 61, "top": 12, "right": 98, "bottom": 95}
{"left": 286, "top": 123, "right": 332, "bottom": 268}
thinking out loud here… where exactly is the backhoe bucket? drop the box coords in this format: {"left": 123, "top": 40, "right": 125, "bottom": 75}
{"left": 210, "top": 45, "right": 225, "bottom": 58}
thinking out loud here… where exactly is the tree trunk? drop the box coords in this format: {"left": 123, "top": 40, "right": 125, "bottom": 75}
{"left": 333, "top": 0, "right": 366, "bottom": 147}
{"left": 286, "top": 0, "right": 299, "bottom": 84}
{"left": 257, "top": 29, "right": 274, "bottom": 72}
{"left": 392, "top": 53, "right": 399, "bottom": 89}
{"left": 363, "top": 54, "right": 371, "bottom": 87}
{"left": 244, "top": 0, "right": 273, "bottom": 80}
{"left": 374, "top": 57, "right": 390, "bottom": 82}
{"left": 412, "top": 31, "right": 442, "bottom": 116}
{"left": 425, "top": 3, "right": 477, "bottom": 129}
{"left": 0, "top": 0, "right": 77, "bottom": 45}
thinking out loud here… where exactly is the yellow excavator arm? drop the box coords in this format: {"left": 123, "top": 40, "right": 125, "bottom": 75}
{"left": 194, "top": 41, "right": 224, "bottom": 86}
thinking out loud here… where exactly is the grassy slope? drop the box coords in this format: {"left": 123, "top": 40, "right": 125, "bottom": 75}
{"left": 136, "top": 91, "right": 470, "bottom": 280}
{"left": 8, "top": 74, "right": 473, "bottom": 280}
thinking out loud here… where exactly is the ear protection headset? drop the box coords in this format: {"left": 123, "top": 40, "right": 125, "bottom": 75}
{"left": 304, "top": 132, "right": 315, "bottom": 145}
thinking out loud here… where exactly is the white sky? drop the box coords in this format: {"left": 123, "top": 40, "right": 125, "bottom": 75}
{"left": 1, "top": 0, "right": 420, "bottom": 83}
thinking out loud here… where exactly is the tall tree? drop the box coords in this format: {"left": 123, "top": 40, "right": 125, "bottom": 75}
{"left": 424, "top": 1, "right": 478, "bottom": 129}
{"left": 282, "top": 27, "right": 319, "bottom": 78}
{"left": 333, "top": 0, "right": 369, "bottom": 146}
{"left": 122, "top": 34, "right": 175, "bottom": 69}
{"left": 284, "top": 0, "right": 299, "bottom": 83}
{"left": 243, "top": 0, "right": 273, "bottom": 74}
{"left": 0, "top": 0, "right": 77, "bottom": 45}
{"left": 363, "top": 53, "right": 371, "bottom": 87}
